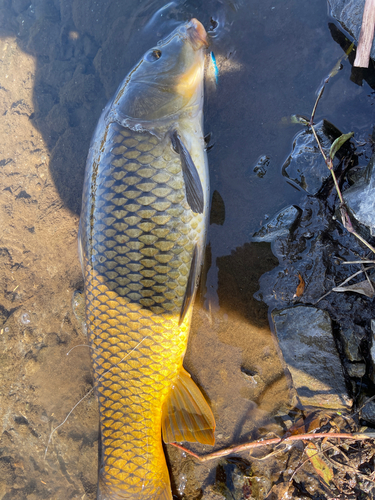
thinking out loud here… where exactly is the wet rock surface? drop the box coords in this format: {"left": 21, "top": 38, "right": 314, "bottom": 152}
{"left": 252, "top": 206, "right": 301, "bottom": 242}
{"left": 344, "top": 154, "right": 375, "bottom": 236}
{"left": 360, "top": 397, "right": 375, "bottom": 425}
{"left": 256, "top": 188, "right": 375, "bottom": 402}
{"left": 272, "top": 306, "right": 351, "bottom": 409}
{"left": 329, "top": 0, "right": 375, "bottom": 61}
{"left": 282, "top": 120, "right": 343, "bottom": 195}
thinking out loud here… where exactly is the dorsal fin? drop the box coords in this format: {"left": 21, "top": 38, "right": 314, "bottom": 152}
{"left": 171, "top": 130, "right": 204, "bottom": 214}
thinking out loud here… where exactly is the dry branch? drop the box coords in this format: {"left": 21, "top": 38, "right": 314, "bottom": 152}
{"left": 354, "top": 0, "right": 375, "bottom": 68}
{"left": 169, "top": 432, "right": 374, "bottom": 462}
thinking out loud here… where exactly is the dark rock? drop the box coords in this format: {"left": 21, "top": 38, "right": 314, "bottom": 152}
{"left": 339, "top": 326, "right": 364, "bottom": 362}
{"left": 59, "top": 71, "right": 101, "bottom": 107}
{"left": 93, "top": 15, "right": 135, "bottom": 98}
{"left": 33, "top": 0, "right": 60, "bottom": 22}
{"left": 252, "top": 206, "right": 301, "bottom": 243}
{"left": 27, "top": 18, "right": 59, "bottom": 58}
{"left": 282, "top": 120, "right": 342, "bottom": 195}
{"left": 214, "top": 458, "right": 267, "bottom": 500}
{"left": 33, "top": 85, "right": 57, "bottom": 129}
{"left": 328, "top": 0, "right": 375, "bottom": 61}
{"left": 83, "top": 34, "right": 99, "bottom": 59}
{"left": 71, "top": 0, "right": 110, "bottom": 42}
{"left": 50, "top": 126, "right": 87, "bottom": 214}
{"left": 343, "top": 154, "right": 375, "bottom": 236}
{"left": 255, "top": 197, "right": 330, "bottom": 308}
{"left": 11, "top": 0, "right": 30, "bottom": 15}
{"left": 272, "top": 306, "right": 352, "bottom": 410}
{"left": 39, "top": 60, "right": 75, "bottom": 91}
{"left": 360, "top": 397, "right": 375, "bottom": 425}
{"left": 344, "top": 361, "right": 366, "bottom": 378}
{"left": 15, "top": 8, "right": 35, "bottom": 38}
{"left": 253, "top": 155, "right": 270, "bottom": 178}
{"left": 45, "top": 104, "right": 69, "bottom": 134}
{"left": 255, "top": 193, "right": 375, "bottom": 381}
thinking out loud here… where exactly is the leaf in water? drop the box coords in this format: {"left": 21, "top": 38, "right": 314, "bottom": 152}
{"left": 265, "top": 482, "right": 291, "bottom": 500}
{"left": 329, "top": 42, "right": 354, "bottom": 78}
{"left": 332, "top": 280, "right": 374, "bottom": 298}
{"left": 288, "top": 410, "right": 330, "bottom": 436}
{"left": 305, "top": 442, "right": 334, "bottom": 486}
{"left": 329, "top": 59, "right": 343, "bottom": 78}
{"left": 329, "top": 132, "right": 354, "bottom": 160}
{"left": 290, "top": 114, "right": 309, "bottom": 126}
{"left": 295, "top": 273, "right": 305, "bottom": 297}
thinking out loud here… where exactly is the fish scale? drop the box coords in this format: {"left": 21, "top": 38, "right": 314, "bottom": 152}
{"left": 81, "top": 119, "right": 205, "bottom": 498}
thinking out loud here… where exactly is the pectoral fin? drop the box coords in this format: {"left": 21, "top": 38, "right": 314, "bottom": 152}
{"left": 171, "top": 130, "right": 204, "bottom": 214}
{"left": 179, "top": 245, "right": 198, "bottom": 326}
{"left": 162, "top": 367, "right": 215, "bottom": 446}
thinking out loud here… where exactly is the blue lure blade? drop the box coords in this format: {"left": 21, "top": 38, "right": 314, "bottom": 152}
{"left": 210, "top": 51, "right": 219, "bottom": 84}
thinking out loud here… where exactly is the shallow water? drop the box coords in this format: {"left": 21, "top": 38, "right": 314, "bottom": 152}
{"left": 0, "top": 0, "right": 374, "bottom": 498}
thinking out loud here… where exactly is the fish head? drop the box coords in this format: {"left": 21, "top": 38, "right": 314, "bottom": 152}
{"left": 113, "top": 19, "right": 208, "bottom": 123}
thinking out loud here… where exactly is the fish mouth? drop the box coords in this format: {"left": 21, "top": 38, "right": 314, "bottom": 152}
{"left": 186, "top": 18, "right": 209, "bottom": 49}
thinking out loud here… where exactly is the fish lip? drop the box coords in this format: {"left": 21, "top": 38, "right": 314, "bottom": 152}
{"left": 185, "top": 18, "right": 209, "bottom": 49}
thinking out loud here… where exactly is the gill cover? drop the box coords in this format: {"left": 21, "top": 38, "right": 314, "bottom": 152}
{"left": 111, "top": 19, "right": 208, "bottom": 124}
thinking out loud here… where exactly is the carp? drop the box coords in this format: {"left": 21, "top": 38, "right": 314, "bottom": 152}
{"left": 79, "top": 18, "right": 215, "bottom": 500}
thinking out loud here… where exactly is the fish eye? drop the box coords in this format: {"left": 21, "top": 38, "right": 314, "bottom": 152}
{"left": 146, "top": 49, "right": 162, "bottom": 62}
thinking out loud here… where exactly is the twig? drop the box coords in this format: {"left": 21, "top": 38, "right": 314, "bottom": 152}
{"left": 308, "top": 56, "right": 375, "bottom": 255}
{"left": 169, "top": 432, "right": 374, "bottom": 463}
{"left": 311, "top": 81, "right": 328, "bottom": 124}
{"left": 354, "top": 0, "right": 375, "bottom": 68}
{"left": 44, "top": 336, "right": 149, "bottom": 458}
{"left": 310, "top": 123, "right": 344, "bottom": 204}
{"left": 343, "top": 260, "right": 375, "bottom": 264}
{"left": 315, "top": 266, "right": 374, "bottom": 304}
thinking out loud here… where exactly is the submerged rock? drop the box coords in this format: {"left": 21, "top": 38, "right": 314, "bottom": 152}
{"left": 282, "top": 120, "right": 342, "bottom": 195}
{"left": 360, "top": 398, "right": 375, "bottom": 425}
{"left": 272, "top": 306, "right": 352, "bottom": 410}
{"left": 252, "top": 206, "right": 301, "bottom": 243}
{"left": 329, "top": 0, "right": 375, "bottom": 61}
{"left": 344, "top": 361, "right": 366, "bottom": 378}
{"left": 338, "top": 326, "right": 365, "bottom": 362}
{"left": 213, "top": 458, "right": 270, "bottom": 500}
{"left": 343, "top": 154, "right": 375, "bottom": 236}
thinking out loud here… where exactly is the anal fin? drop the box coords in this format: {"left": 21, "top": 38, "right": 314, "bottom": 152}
{"left": 162, "top": 367, "right": 215, "bottom": 446}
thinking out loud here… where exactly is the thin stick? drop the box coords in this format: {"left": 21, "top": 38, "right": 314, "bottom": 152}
{"left": 169, "top": 432, "right": 374, "bottom": 463}
{"left": 311, "top": 81, "right": 328, "bottom": 124}
{"left": 351, "top": 228, "right": 375, "bottom": 254}
{"left": 343, "top": 260, "right": 375, "bottom": 264}
{"left": 66, "top": 344, "right": 97, "bottom": 355}
{"left": 354, "top": 0, "right": 375, "bottom": 68}
{"left": 44, "top": 336, "right": 149, "bottom": 458}
{"left": 308, "top": 59, "right": 375, "bottom": 255}
{"left": 310, "top": 118, "right": 343, "bottom": 204}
